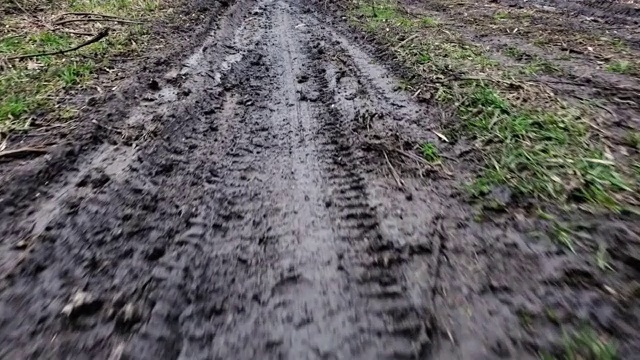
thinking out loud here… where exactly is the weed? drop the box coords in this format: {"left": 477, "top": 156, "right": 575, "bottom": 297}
{"left": 624, "top": 131, "right": 640, "bottom": 149}
{"left": 504, "top": 46, "right": 525, "bottom": 59}
{"left": 516, "top": 309, "right": 533, "bottom": 329}
{"left": 562, "top": 328, "right": 617, "bottom": 360}
{"left": 58, "top": 62, "right": 94, "bottom": 86}
{"left": 417, "top": 52, "right": 431, "bottom": 64}
{"left": 606, "top": 60, "right": 632, "bottom": 74}
{"left": 421, "top": 142, "right": 440, "bottom": 162}
{"left": 494, "top": 11, "right": 509, "bottom": 20}
{"left": 522, "top": 59, "right": 560, "bottom": 75}
{"left": 544, "top": 308, "right": 559, "bottom": 324}
{"left": 552, "top": 222, "right": 574, "bottom": 253}
{"left": 596, "top": 243, "right": 613, "bottom": 271}
{"left": 420, "top": 17, "right": 438, "bottom": 27}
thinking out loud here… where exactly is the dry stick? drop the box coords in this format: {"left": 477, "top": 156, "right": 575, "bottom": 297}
{"left": 393, "top": 34, "right": 418, "bottom": 51}
{"left": 54, "top": 17, "right": 143, "bottom": 26}
{"left": 53, "top": 12, "right": 133, "bottom": 21}
{"left": 0, "top": 147, "right": 48, "bottom": 159}
{"left": 56, "top": 29, "right": 96, "bottom": 36}
{"left": 383, "top": 151, "right": 404, "bottom": 188}
{"left": 7, "top": 29, "right": 109, "bottom": 61}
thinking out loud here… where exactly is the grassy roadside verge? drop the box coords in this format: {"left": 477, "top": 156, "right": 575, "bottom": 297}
{"left": 349, "top": 0, "right": 639, "bottom": 214}
{"left": 0, "top": 0, "right": 171, "bottom": 136}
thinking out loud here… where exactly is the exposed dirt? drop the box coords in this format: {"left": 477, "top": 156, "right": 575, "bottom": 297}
{"left": 1, "top": 0, "right": 639, "bottom": 359}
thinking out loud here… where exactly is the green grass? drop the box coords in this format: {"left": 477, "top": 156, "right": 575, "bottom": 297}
{"left": 624, "top": 131, "right": 640, "bottom": 149}
{"left": 67, "top": 0, "right": 161, "bottom": 15}
{"left": 494, "top": 11, "right": 509, "bottom": 20}
{"left": 421, "top": 142, "right": 440, "bottom": 162}
{"left": 542, "top": 329, "right": 617, "bottom": 360}
{"left": 352, "top": 0, "right": 636, "bottom": 210}
{"left": 459, "top": 84, "right": 630, "bottom": 210}
{"left": 420, "top": 17, "right": 438, "bottom": 27}
{"left": 504, "top": 46, "right": 526, "bottom": 59}
{"left": 606, "top": 60, "right": 632, "bottom": 74}
{"left": 552, "top": 222, "right": 575, "bottom": 253}
{"left": 1, "top": 0, "right": 162, "bottom": 132}
{"left": 596, "top": 243, "right": 613, "bottom": 271}
{"left": 522, "top": 59, "right": 560, "bottom": 75}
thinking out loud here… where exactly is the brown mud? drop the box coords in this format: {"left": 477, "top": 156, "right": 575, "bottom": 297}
{"left": 0, "top": 0, "right": 639, "bottom": 359}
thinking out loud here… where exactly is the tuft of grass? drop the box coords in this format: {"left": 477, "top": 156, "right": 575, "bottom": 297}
{"left": 596, "top": 243, "right": 613, "bottom": 271}
{"left": 460, "top": 83, "right": 630, "bottom": 210}
{"left": 606, "top": 60, "right": 632, "bottom": 74}
{"left": 562, "top": 329, "right": 617, "bottom": 360}
{"left": 58, "top": 62, "right": 94, "bottom": 86}
{"left": 420, "top": 17, "right": 438, "bottom": 27}
{"left": 624, "top": 131, "right": 640, "bottom": 150}
{"left": 417, "top": 52, "right": 432, "bottom": 64}
{"left": 504, "top": 46, "right": 526, "bottom": 59}
{"left": 494, "top": 11, "right": 509, "bottom": 20}
{"left": 552, "top": 222, "right": 575, "bottom": 253}
{"left": 522, "top": 59, "right": 560, "bottom": 75}
{"left": 421, "top": 142, "right": 440, "bottom": 163}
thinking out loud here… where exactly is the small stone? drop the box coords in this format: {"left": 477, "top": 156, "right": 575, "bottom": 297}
{"left": 238, "top": 255, "right": 249, "bottom": 264}
{"left": 115, "top": 303, "right": 142, "bottom": 327}
{"left": 14, "top": 239, "right": 29, "bottom": 250}
{"left": 62, "top": 291, "right": 103, "bottom": 318}
{"left": 145, "top": 246, "right": 165, "bottom": 261}
{"left": 148, "top": 79, "right": 160, "bottom": 91}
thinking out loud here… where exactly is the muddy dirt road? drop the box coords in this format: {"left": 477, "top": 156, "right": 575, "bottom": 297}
{"left": 1, "top": 0, "right": 635, "bottom": 359}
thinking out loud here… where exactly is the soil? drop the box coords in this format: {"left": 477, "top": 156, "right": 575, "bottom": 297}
{"left": 0, "top": 0, "right": 639, "bottom": 359}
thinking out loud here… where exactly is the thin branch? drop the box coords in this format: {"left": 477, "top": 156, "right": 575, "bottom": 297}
{"left": 53, "top": 12, "right": 135, "bottom": 21}
{"left": 56, "top": 29, "right": 96, "bottom": 36}
{"left": 0, "top": 147, "right": 48, "bottom": 159}
{"left": 383, "top": 151, "right": 404, "bottom": 188}
{"left": 7, "top": 29, "right": 109, "bottom": 61}
{"left": 393, "top": 34, "right": 418, "bottom": 51}
{"left": 54, "top": 17, "right": 143, "bottom": 26}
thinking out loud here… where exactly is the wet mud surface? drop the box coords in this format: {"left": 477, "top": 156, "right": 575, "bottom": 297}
{"left": 1, "top": 0, "right": 639, "bottom": 358}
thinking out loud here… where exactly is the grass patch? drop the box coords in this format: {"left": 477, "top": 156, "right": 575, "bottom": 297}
{"left": 351, "top": 0, "right": 637, "bottom": 211}
{"left": 420, "top": 17, "right": 438, "bottom": 27}
{"left": 504, "top": 46, "right": 526, "bottom": 59}
{"left": 461, "top": 84, "right": 630, "bottom": 209}
{"left": 606, "top": 60, "right": 632, "bottom": 74}
{"left": 494, "top": 11, "right": 509, "bottom": 20}
{"left": 421, "top": 142, "right": 440, "bottom": 162}
{"left": 624, "top": 131, "right": 640, "bottom": 149}
{"left": 541, "top": 328, "right": 617, "bottom": 360}
{"left": 0, "top": 0, "right": 165, "bottom": 133}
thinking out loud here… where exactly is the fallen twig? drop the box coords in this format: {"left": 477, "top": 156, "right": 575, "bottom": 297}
{"left": 384, "top": 151, "right": 404, "bottom": 188}
{"left": 54, "top": 17, "right": 143, "bottom": 26}
{"left": 0, "top": 147, "right": 48, "bottom": 159}
{"left": 7, "top": 29, "right": 109, "bottom": 61}
{"left": 53, "top": 12, "right": 134, "bottom": 22}
{"left": 393, "top": 34, "right": 418, "bottom": 51}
